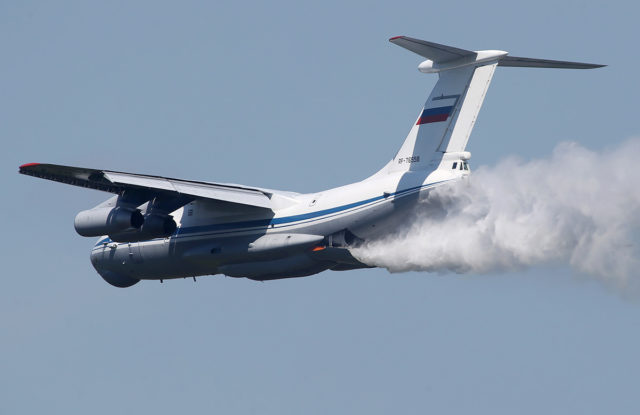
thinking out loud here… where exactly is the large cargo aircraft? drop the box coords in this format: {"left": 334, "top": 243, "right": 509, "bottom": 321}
{"left": 19, "top": 36, "right": 604, "bottom": 287}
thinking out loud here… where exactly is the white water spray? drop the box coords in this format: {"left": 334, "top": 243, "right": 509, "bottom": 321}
{"left": 352, "top": 138, "right": 640, "bottom": 289}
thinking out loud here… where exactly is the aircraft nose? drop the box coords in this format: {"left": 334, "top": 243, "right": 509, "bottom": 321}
{"left": 90, "top": 237, "right": 111, "bottom": 267}
{"left": 89, "top": 240, "right": 140, "bottom": 287}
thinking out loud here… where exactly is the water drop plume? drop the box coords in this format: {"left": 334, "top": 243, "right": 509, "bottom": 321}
{"left": 352, "top": 138, "right": 640, "bottom": 289}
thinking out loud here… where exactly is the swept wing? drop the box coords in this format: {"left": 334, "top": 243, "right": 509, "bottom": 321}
{"left": 19, "top": 163, "right": 278, "bottom": 209}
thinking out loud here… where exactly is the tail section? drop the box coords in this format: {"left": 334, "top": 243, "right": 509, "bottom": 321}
{"left": 386, "top": 61, "right": 497, "bottom": 174}
{"left": 376, "top": 36, "right": 604, "bottom": 175}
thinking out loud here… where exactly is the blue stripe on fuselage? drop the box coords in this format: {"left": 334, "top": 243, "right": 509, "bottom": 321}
{"left": 177, "top": 180, "right": 451, "bottom": 237}
{"left": 92, "top": 179, "right": 454, "bottom": 246}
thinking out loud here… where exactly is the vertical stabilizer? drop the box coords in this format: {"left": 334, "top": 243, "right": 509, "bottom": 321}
{"left": 383, "top": 48, "right": 498, "bottom": 174}
{"left": 373, "top": 36, "right": 604, "bottom": 177}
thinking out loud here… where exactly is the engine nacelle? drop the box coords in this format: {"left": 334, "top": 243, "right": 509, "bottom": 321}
{"left": 74, "top": 207, "right": 143, "bottom": 237}
{"left": 108, "top": 214, "right": 177, "bottom": 242}
{"left": 142, "top": 214, "right": 177, "bottom": 236}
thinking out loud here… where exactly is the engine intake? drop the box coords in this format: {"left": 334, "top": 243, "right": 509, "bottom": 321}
{"left": 74, "top": 207, "right": 143, "bottom": 237}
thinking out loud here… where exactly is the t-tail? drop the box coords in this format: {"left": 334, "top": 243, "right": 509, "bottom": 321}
{"left": 374, "top": 36, "right": 605, "bottom": 176}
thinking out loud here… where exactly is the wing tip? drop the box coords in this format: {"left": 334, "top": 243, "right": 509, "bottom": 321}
{"left": 389, "top": 35, "right": 404, "bottom": 42}
{"left": 19, "top": 162, "right": 40, "bottom": 170}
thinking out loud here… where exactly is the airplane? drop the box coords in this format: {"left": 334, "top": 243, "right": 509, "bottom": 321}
{"left": 18, "top": 36, "right": 604, "bottom": 287}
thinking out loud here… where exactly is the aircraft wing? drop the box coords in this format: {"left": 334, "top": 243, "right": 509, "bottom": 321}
{"left": 18, "top": 163, "right": 275, "bottom": 209}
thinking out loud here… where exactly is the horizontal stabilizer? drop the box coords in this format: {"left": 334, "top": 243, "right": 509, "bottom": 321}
{"left": 389, "top": 36, "right": 605, "bottom": 70}
{"left": 389, "top": 36, "right": 473, "bottom": 63}
{"left": 498, "top": 56, "right": 605, "bottom": 69}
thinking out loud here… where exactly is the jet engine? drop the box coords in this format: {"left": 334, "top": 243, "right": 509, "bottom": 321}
{"left": 108, "top": 214, "right": 177, "bottom": 242}
{"left": 141, "top": 214, "right": 177, "bottom": 236}
{"left": 74, "top": 207, "right": 143, "bottom": 237}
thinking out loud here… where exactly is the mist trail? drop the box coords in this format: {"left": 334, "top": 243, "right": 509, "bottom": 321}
{"left": 352, "top": 138, "right": 640, "bottom": 289}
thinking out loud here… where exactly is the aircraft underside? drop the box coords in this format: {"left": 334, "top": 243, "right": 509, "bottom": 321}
{"left": 89, "top": 189, "right": 424, "bottom": 287}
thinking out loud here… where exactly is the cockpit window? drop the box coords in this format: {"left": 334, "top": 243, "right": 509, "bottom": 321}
{"left": 463, "top": 162, "right": 469, "bottom": 171}
{"left": 452, "top": 162, "right": 457, "bottom": 169}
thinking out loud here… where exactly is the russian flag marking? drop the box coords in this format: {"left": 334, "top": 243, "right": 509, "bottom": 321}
{"left": 416, "top": 106, "right": 454, "bottom": 125}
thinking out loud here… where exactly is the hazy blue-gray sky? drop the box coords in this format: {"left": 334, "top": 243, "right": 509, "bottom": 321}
{"left": 3, "top": 1, "right": 639, "bottom": 414}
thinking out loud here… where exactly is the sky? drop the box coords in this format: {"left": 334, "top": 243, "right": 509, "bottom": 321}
{"left": 2, "top": 1, "right": 640, "bottom": 414}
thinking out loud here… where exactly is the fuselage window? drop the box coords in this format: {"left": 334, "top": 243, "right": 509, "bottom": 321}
{"left": 452, "top": 162, "right": 458, "bottom": 169}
